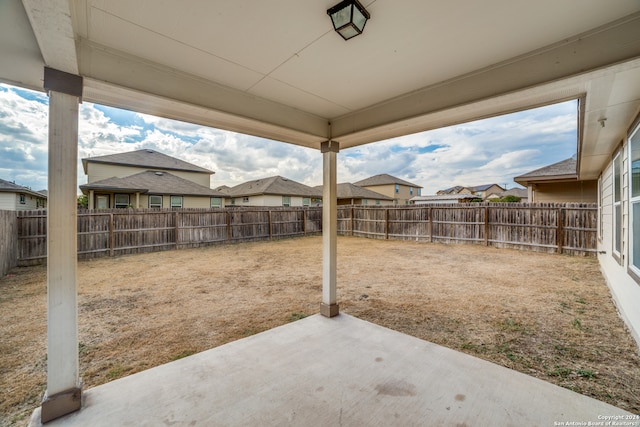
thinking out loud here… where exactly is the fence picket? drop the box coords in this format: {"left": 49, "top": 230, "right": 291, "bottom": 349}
{"left": 13, "top": 203, "right": 597, "bottom": 266}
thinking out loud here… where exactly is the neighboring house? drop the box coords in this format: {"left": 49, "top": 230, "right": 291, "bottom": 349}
{"left": 353, "top": 174, "right": 423, "bottom": 205}
{"left": 80, "top": 149, "right": 225, "bottom": 209}
{"left": 485, "top": 187, "right": 529, "bottom": 202}
{"left": 411, "top": 194, "right": 481, "bottom": 205}
{"left": 514, "top": 157, "right": 597, "bottom": 203}
{"left": 225, "top": 176, "right": 322, "bottom": 207}
{"left": 438, "top": 184, "right": 505, "bottom": 200}
{"left": 315, "top": 183, "right": 394, "bottom": 206}
{"left": 0, "top": 178, "right": 47, "bottom": 210}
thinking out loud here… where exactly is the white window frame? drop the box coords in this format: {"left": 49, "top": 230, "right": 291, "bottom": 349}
{"left": 19, "top": 194, "right": 26, "bottom": 204}
{"left": 170, "top": 195, "right": 183, "bottom": 209}
{"left": 303, "top": 197, "right": 310, "bottom": 207}
{"left": 282, "top": 195, "right": 291, "bottom": 207}
{"left": 115, "top": 193, "right": 130, "bottom": 209}
{"left": 211, "top": 197, "right": 222, "bottom": 208}
{"left": 613, "top": 150, "right": 622, "bottom": 262}
{"left": 149, "top": 195, "right": 163, "bottom": 208}
{"left": 629, "top": 123, "right": 640, "bottom": 281}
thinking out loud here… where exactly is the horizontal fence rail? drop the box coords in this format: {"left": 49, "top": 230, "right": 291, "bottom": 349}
{"left": 14, "top": 203, "right": 597, "bottom": 266}
{"left": 337, "top": 203, "right": 597, "bottom": 256}
{"left": 16, "top": 207, "right": 322, "bottom": 265}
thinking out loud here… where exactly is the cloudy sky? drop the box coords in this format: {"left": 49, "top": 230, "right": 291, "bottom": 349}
{"left": 0, "top": 82, "right": 577, "bottom": 194}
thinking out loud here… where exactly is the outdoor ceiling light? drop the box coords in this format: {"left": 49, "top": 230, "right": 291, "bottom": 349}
{"left": 327, "top": 0, "right": 370, "bottom": 41}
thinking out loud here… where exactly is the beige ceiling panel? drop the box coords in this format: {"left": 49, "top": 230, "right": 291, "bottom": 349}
{"left": 86, "top": 0, "right": 332, "bottom": 75}
{"left": 249, "top": 77, "right": 350, "bottom": 119}
{"left": 0, "top": 0, "right": 44, "bottom": 90}
{"left": 87, "top": 7, "right": 263, "bottom": 91}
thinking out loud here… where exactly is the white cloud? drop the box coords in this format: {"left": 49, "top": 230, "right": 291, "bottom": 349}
{"left": 0, "top": 83, "right": 578, "bottom": 195}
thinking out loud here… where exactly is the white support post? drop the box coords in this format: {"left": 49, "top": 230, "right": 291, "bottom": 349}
{"left": 88, "top": 190, "right": 94, "bottom": 211}
{"left": 41, "top": 67, "right": 83, "bottom": 423}
{"left": 321, "top": 141, "right": 339, "bottom": 317}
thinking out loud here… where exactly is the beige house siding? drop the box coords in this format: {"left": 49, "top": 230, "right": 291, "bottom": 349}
{"left": 0, "top": 192, "right": 46, "bottom": 211}
{"left": 91, "top": 193, "right": 223, "bottom": 209}
{"left": 337, "top": 198, "right": 393, "bottom": 206}
{"left": 360, "top": 183, "right": 417, "bottom": 205}
{"left": 529, "top": 181, "right": 598, "bottom": 203}
{"left": 0, "top": 193, "right": 15, "bottom": 210}
{"left": 87, "top": 163, "right": 211, "bottom": 187}
{"left": 229, "top": 194, "right": 311, "bottom": 207}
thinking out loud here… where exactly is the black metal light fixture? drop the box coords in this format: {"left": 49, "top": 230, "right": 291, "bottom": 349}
{"left": 327, "top": 0, "right": 370, "bottom": 41}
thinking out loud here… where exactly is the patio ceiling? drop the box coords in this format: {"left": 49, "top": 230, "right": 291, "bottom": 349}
{"left": 2, "top": 0, "right": 640, "bottom": 179}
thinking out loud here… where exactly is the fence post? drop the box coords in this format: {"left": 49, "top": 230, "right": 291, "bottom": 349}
{"left": 484, "top": 206, "right": 489, "bottom": 246}
{"left": 268, "top": 210, "right": 273, "bottom": 240}
{"left": 557, "top": 207, "right": 564, "bottom": 254}
{"left": 174, "top": 211, "right": 180, "bottom": 249}
{"left": 109, "top": 213, "right": 114, "bottom": 257}
{"left": 429, "top": 207, "right": 433, "bottom": 243}
{"left": 227, "top": 211, "right": 232, "bottom": 241}
{"left": 385, "top": 208, "right": 390, "bottom": 240}
{"left": 302, "top": 209, "right": 306, "bottom": 235}
{"left": 350, "top": 206, "right": 354, "bottom": 236}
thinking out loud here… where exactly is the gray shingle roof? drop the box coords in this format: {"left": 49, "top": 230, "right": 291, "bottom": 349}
{"left": 467, "top": 183, "right": 504, "bottom": 192}
{"left": 80, "top": 171, "right": 225, "bottom": 196}
{"left": 514, "top": 157, "right": 577, "bottom": 185}
{"left": 82, "top": 149, "right": 213, "bottom": 174}
{"left": 227, "top": 176, "right": 322, "bottom": 198}
{"left": 0, "top": 178, "right": 48, "bottom": 199}
{"left": 499, "top": 188, "right": 528, "bottom": 198}
{"left": 353, "top": 174, "right": 422, "bottom": 188}
{"left": 314, "top": 183, "right": 394, "bottom": 200}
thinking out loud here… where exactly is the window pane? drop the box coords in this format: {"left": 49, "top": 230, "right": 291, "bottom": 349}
{"left": 631, "top": 130, "right": 640, "bottom": 198}
{"left": 211, "top": 197, "right": 221, "bottom": 208}
{"left": 633, "top": 202, "right": 640, "bottom": 270}
{"left": 614, "top": 154, "right": 622, "bottom": 202}
{"left": 170, "top": 196, "right": 182, "bottom": 208}
{"left": 149, "top": 195, "right": 162, "bottom": 208}
{"left": 615, "top": 204, "right": 621, "bottom": 253}
{"left": 115, "top": 194, "right": 129, "bottom": 208}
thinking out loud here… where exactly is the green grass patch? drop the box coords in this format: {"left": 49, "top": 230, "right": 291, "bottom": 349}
{"left": 548, "top": 365, "right": 572, "bottom": 378}
{"left": 577, "top": 369, "right": 596, "bottom": 378}
{"left": 288, "top": 312, "right": 309, "bottom": 322}
{"left": 171, "top": 350, "right": 195, "bottom": 361}
{"left": 106, "top": 364, "right": 133, "bottom": 379}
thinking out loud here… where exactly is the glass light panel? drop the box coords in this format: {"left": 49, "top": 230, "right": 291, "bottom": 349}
{"left": 331, "top": 5, "right": 352, "bottom": 29}
{"left": 352, "top": 6, "right": 367, "bottom": 31}
{"left": 631, "top": 130, "right": 640, "bottom": 198}
{"left": 338, "top": 25, "right": 359, "bottom": 40}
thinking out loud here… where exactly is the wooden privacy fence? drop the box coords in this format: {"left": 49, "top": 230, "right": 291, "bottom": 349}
{"left": 337, "top": 203, "right": 597, "bottom": 256}
{"left": 16, "top": 207, "right": 322, "bottom": 265}
{"left": 14, "top": 203, "right": 597, "bottom": 265}
{"left": 0, "top": 210, "right": 18, "bottom": 276}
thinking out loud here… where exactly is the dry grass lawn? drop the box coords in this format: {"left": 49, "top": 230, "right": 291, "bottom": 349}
{"left": 1, "top": 236, "right": 639, "bottom": 425}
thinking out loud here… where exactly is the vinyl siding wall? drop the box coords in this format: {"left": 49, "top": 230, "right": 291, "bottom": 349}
{"left": 86, "top": 163, "right": 211, "bottom": 187}
{"left": 0, "top": 192, "right": 45, "bottom": 211}
{"left": 230, "top": 194, "right": 310, "bottom": 207}
{"left": 531, "top": 181, "right": 598, "bottom": 203}
{"left": 598, "top": 127, "right": 640, "bottom": 347}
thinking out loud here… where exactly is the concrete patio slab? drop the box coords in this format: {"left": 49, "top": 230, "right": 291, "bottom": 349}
{"left": 30, "top": 314, "right": 635, "bottom": 426}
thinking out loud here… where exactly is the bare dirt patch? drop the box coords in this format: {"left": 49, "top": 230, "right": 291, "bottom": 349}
{"left": 1, "top": 236, "right": 639, "bottom": 425}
